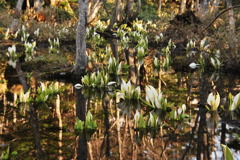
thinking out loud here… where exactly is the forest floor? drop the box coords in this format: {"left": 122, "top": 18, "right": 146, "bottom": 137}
{"left": 1, "top": 9, "right": 240, "bottom": 78}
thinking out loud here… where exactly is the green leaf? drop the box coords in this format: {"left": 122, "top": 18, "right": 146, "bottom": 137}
{"left": 1, "top": 146, "right": 10, "bottom": 159}
{"left": 75, "top": 117, "right": 84, "bottom": 131}
{"left": 221, "top": 144, "right": 234, "bottom": 160}
{"left": 137, "top": 114, "right": 146, "bottom": 129}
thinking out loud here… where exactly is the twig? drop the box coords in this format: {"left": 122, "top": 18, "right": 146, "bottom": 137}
{"left": 201, "top": 4, "right": 240, "bottom": 33}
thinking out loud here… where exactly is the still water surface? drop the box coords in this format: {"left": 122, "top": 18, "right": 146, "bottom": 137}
{"left": 0, "top": 66, "right": 240, "bottom": 159}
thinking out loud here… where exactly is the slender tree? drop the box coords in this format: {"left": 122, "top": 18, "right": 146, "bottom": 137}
{"left": 88, "top": 0, "right": 106, "bottom": 24}
{"left": 34, "top": 0, "right": 44, "bottom": 12}
{"left": 180, "top": 0, "right": 187, "bottom": 14}
{"left": 9, "top": 0, "right": 24, "bottom": 32}
{"left": 73, "top": 0, "right": 88, "bottom": 75}
{"left": 104, "top": 0, "right": 120, "bottom": 32}
{"left": 227, "top": 0, "right": 235, "bottom": 34}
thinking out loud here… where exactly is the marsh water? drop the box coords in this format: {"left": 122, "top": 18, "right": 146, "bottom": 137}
{"left": 1, "top": 63, "right": 240, "bottom": 160}
{"left": 0, "top": 32, "right": 240, "bottom": 160}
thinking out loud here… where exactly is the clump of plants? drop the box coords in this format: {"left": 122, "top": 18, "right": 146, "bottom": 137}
{"left": 75, "top": 70, "right": 116, "bottom": 89}
{"left": 17, "top": 82, "right": 60, "bottom": 104}
{"left": 143, "top": 85, "right": 168, "bottom": 110}
{"left": 117, "top": 80, "right": 141, "bottom": 100}
{"left": 74, "top": 111, "right": 97, "bottom": 135}
{"left": 169, "top": 104, "right": 189, "bottom": 121}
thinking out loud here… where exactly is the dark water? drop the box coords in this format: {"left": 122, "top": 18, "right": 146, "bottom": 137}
{"left": 0, "top": 63, "right": 240, "bottom": 160}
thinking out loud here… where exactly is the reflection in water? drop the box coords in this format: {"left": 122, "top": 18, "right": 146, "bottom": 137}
{"left": 55, "top": 90, "right": 63, "bottom": 160}
{"left": 29, "top": 104, "right": 45, "bottom": 160}
{"left": 100, "top": 95, "right": 110, "bottom": 158}
{"left": 75, "top": 88, "right": 88, "bottom": 160}
{"left": 0, "top": 68, "right": 240, "bottom": 159}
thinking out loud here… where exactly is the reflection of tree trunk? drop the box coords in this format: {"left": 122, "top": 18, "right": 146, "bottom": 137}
{"left": 0, "top": 94, "right": 7, "bottom": 134}
{"left": 56, "top": 93, "right": 63, "bottom": 160}
{"left": 197, "top": 107, "right": 209, "bottom": 160}
{"left": 73, "top": 0, "right": 88, "bottom": 75}
{"left": 117, "top": 108, "right": 123, "bottom": 160}
{"left": 12, "top": 54, "right": 45, "bottom": 159}
{"left": 221, "top": 122, "right": 226, "bottom": 144}
{"left": 9, "top": 0, "right": 24, "bottom": 32}
{"left": 75, "top": 88, "right": 88, "bottom": 160}
{"left": 29, "top": 104, "right": 45, "bottom": 160}
{"left": 75, "top": 89, "right": 87, "bottom": 121}
{"left": 182, "top": 111, "right": 200, "bottom": 159}
{"left": 100, "top": 96, "right": 110, "bottom": 157}
{"left": 197, "top": 73, "right": 210, "bottom": 160}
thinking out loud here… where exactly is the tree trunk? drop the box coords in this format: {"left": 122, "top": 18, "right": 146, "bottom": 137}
{"left": 131, "top": 0, "right": 141, "bottom": 20}
{"left": 202, "top": 0, "right": 209, "bottom": 15}
{"left": 9, "top": 0, "right": 24, "bottom": 32}
{"left": 210, "top": 0, "right": 220, "bottom": 14}
{"left": 104, "top": 0, "right": 120, "bottom": 32}
{"left": 158, "top": 0, "right": 162, "bottom": 16}
{"left": 180, "top": 0, "right": 186, "bottom": 14}
{"left": 73, "top": 0, "right": 88, "bottom": 75}
{"left": 88, "top": 0, "right": 106, "bottom": 24}
{"left": 34, "top": 0, "right": 43, "bottom": 12}
{"left": 51, "top": 0, "right": 57, "bottom": 6}
{"left": 26, "top": 0, "right": 31, "bottom": 9}
{"left": 227, "top": 0, "right": 235, "bottom": 34}
{"left": 124, "top": 0, "right": 134, "bottom": 23}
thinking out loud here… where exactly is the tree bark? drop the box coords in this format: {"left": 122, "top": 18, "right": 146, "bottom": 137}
{"left": 73, "top": 0, "right": 88, "bottom": 75}
{"left": 104, "top": 0, "right": 120, "bottom": 32}
{"left": 124, "top": 0, "right": 134, "bottom": 23}
{"left": 88, "top": 0, "right": 106, "bottom": 24}
{"left": 227, "top": 0, "right": 235, "bottom": 34}
{"left": 34, "top": 0, "right": 43, "bottom": 12}
{"left": 9, "top": 0, "right": 24, "bottom": 32}
{"left": 158, "top": 0, "right": 162, "bottom": 16}
{"left": 180, "top": 0, "right": 186, "bottom": 14}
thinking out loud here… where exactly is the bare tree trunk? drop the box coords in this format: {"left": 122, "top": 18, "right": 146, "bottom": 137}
{"left": 26, "top": 0, "right": 31, "bottom": 9}
{"left": 51, "top": 0, "right": 57, "bottom": 6}
{"left": 210, "top": 0, "right": 220, "bottom": 14}
{"left": 180, "top": 0, "right": 187, "bottom": 14}
{"left": 9, "top": 0, "right": 24, "bottom": 32}
{"left": 191, "top": 0, "right": 195, "bottom": 10}
{"left": 124, "top": 0, "right": 134, "bottom": 23}
{"left": 196, "top": 0, "right": 200, "bottom": 14}
{"left": 104, "top": 0, "right": 120, "bottom": 32}
{"left": 131, "top": 0, "right": 141, "bottom": 20}
{"left": 227, "top": 0, "right": 235, "bottom": 34}
{"left": 88, "top": 0, "right": 106, "bottom": 24}
{"left": 73, "top": 0, "right": 88, "bottom": 75}
{"left": 158, "top": 0, "right": 162, "bottom": 16}
{"left": 34, "top": 0, "right": 43, "bottom": 12}
{"left": 202, "top": 0, "right": 209, "bottom": 15}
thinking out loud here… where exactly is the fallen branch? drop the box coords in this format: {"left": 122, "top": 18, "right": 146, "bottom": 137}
{"left": 201, "top": 4, "right": 240, "bottom": 33}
